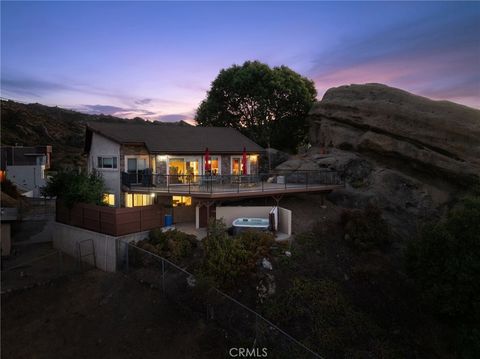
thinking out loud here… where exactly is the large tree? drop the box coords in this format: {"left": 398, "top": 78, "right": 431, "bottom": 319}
{"left": 195, "top": 61, "right": 317, "bottom": 153}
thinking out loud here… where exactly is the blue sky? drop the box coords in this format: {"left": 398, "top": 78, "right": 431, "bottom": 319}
{"left": 1, "top": 1, "right": 479, "bottom": 122}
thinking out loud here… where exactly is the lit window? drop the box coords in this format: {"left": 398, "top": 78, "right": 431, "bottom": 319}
{"left": 97, "top": 156, "right": 117, "bottom": 169}
{"left": 172, "top": 196, "right": 192, "bottom": 207}
{"left": 102, "top": 193, "right": 115, "bottom": 206}
{"left": 206, "top": 156, "right": 220, "bottom": 175}
{"left": 125, "top": 193, "right": 154, "bottom": 207}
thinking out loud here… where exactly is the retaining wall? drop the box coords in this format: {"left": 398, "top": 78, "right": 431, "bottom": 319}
{"left": 53, "top": 222, "right": 149, "bottom": 272}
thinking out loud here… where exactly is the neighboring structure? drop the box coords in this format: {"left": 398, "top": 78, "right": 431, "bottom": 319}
{"left": 1, "top": 207, "right": 18, "bottom": 256}
{"left": 1, "top": 145, "right": 52, "bottom": 197}
{"left": 85, "top": 122, "right": 343, "bottom": 228}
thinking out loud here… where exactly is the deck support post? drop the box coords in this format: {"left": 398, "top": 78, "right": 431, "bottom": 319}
{"left": 272, "top": 194, "right": 284, "bottom": 207}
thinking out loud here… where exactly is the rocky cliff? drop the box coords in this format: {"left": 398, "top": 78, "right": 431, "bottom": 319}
{"left": 278, "top": 84, "right": 480, "bottom": 239}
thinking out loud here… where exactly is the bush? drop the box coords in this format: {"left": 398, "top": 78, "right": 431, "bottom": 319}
{"left": 42, "top": 169, "right": 106, "bottom": 208}
{"left": 237, "top": 230, "right": 275, "bottom": 259}
{"left": 407, "top": 196, "right": 480, "bottom": 356}
{"left": 202, "top": 227, "right": 252, "bottom": 289}
{"left": 341, "top": 204, "right": 390, "bottom": 250}
{"left": 200, "top": 219, "right": 275, "bottom": 289}
{"left": 263, "top": 277, "right": 381, "bottom": 356}
{"left": 167, "top": 230, "right": 196, "bottom": 258}
{"left": 137, "top": 228, "right": 196, "bottom": 259}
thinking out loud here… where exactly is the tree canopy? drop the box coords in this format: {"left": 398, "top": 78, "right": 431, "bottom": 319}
{"left": 195, "top": 61, "right": 317, "bottom": 153}
{"left": 42, "top": 169, "right": 106, "bottom": 208}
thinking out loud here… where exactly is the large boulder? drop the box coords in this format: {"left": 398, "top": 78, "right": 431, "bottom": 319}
{"left": 309, "top": 83, "right": 480, "bottom": 184}
{"left": 276, "top": 84, "right": 479, "bottom": 239}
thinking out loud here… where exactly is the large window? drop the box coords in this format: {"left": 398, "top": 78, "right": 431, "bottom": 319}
{"left": 168, "top": 157, "right": 200, "bottom": 184}
{"left": 97, "top": 156, "right": 117, "bottom": 169}
{"left": 125, "top": 193, "right": 154, "bottom": 207}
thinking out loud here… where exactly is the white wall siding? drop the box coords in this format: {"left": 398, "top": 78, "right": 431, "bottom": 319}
{"left": 88, "top": 132, "right": 121, "bottom": 207}
{"left": 6, "top": 164, "right": 46, "bottom": 196}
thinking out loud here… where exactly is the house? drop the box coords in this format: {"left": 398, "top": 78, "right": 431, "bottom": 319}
{"left": 0, "top": 145, "right": 52, "bottom": 197}
{"left": 84, "top": 122, "right": 342, "bottom": 229}
{"left": 51, "top": 121, "right": 343, "bottom": 272}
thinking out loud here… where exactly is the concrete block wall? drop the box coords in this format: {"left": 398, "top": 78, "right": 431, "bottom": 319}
{"left": 53, "top": 222, "right": 150, "bottom": 272}
{"left": 278, "top": 207, "right": 292, "bottom": 235}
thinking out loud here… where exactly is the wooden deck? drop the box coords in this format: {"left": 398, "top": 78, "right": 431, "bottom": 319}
{"left": 128, "top": 182, "right": 344, "bottom": 199}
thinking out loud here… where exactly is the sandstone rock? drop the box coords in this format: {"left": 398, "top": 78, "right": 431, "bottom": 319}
{"left": 309, "top": 83, "right": 480, "bottom": 183}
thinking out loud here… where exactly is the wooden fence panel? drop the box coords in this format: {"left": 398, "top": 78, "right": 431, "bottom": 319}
{"left": 56, "top": 200, "right": 164, "bottom": 236}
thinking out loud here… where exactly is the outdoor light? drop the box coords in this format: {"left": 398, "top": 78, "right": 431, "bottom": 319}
{"left": 250, "top": 155, "right": 258, "bottom": 163}
{"left": 157, "top": 155, "right": 167, "bottom": 161}
{"left": 150, "top": 193, "right": 155, "bottom": 198}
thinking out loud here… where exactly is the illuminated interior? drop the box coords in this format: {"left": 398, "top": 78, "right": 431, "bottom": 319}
{"left": 206, "top": 156, "right": 219, "bottom": 175}
{"left": 102, "top": 193, "right": 115, "bottom": 206}
{"left": 232, "top": 157, "right": 242, "bottom": 175}
{"left": 172, "top": 196, "right": 192, "bottom": 207}
{"left": 125, "top": 193, "right": 154, "bottom": 207}
{"left": 169, "top": 158, "right": 200, "bottom": 184}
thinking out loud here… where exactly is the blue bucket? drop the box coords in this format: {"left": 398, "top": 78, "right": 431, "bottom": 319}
{"left": 164, "top": 214, "right": 173, "bottom": 227}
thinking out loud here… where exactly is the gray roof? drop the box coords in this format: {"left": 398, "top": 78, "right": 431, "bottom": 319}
{"left": 85, "top": 122, "right": 264, "bottom": 154}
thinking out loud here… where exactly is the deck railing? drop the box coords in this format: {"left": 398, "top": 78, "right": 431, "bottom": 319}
{"left": 121, "top": 170, "right": 343, "bottom": 194}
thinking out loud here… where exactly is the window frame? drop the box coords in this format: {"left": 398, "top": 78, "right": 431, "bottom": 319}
{"left": 97, "top": 156, "right": 118, "bottom": 170}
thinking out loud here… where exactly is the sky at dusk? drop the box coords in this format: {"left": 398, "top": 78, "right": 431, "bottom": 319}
{"left": 1, "top": 1, "right": 479, "bottom": 123}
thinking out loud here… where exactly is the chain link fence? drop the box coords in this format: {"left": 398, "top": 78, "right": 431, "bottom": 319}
{"left": 118, "top": 240, "right": 323, "bottom": 359}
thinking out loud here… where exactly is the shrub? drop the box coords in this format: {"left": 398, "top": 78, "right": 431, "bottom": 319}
{"left": 202, "top": 228, "right": 252, "bottom": 289}
{"left": 263, "top": 277, "right": 381, "bottom": 356}
{"left": 148, "top": 228, "right": 168, "bottom": 250}
{"left": 200, "top": 219, "right": 275, "bottom": 289}
{"left": 407, "top": 196, "right": 480, "bottom": 356}
{"left": 136, "top": 228, "right": 196, "bottom": 259}
{"left": 341, "top": 204, "right": 390, "bottom": 250}
{"left": 168, "top": 230, "right": 196, "bottom": 258}
{"left": 237, "top": 230, "right": 275, "bottom": 259}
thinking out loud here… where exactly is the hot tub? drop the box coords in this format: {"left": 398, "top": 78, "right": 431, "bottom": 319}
{"left": 232, "top": 218, "right": 270, "bottom": 234}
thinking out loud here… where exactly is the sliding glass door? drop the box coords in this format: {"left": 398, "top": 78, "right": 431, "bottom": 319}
{"left": 127, "top": 157, "right": 147, "bottom": 184}
{"left": 168, "top": 157, "right": 200, "bottom": 184}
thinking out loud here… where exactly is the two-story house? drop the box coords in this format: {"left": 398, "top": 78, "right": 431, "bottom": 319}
{"left": 85, "top": 122, "right": 343, "bottom": 229}
{"left": 85, "top": 122, "right": 264, "bottom": 207}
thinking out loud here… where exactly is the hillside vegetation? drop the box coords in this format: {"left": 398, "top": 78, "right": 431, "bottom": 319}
{"left": 0, "top": 100, "right": 188, "bottom": 169}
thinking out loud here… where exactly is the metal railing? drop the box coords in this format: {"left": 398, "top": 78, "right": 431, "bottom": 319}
{"left": 118, "top": 240, "right": 324, "bottom": 358}
{"left": 121, "top": 170, "right": 343, "bottom": 194}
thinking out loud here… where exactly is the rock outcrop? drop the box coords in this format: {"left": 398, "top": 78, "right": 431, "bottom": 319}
{"left": 278, "top": 84, "right": 480, "bottom": 239}
{"left": 309, "top": 83, "right": 480, "bottom": 184}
